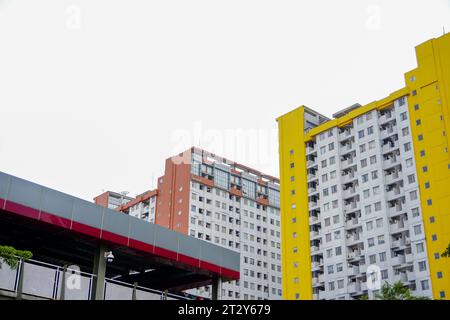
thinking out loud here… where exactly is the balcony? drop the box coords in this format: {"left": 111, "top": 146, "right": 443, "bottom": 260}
{"left": 341, "top": 157, "right": 355, "bottom": 169}
{"left": 391, "top": 239, "right": 406, "bottom": 248}
{"left": 347, "top": 233, "right": 363, "bottom": 245}
{"left": 341, "top": 173, "right": 354, "bottom": 185}
{"left": 380, "top": 127, "right": 396, "bottom": 139}
{"left": 343, "top": 187, "right": 357, "bottom": 199}
{"left": 309, "top": 215, "right": 320, "bottom": 224}
{"left": 379, "top": 112, "right": 394, "bottom": 124}
{"left": 340, "top": 143, "right": 354, "bottom": 155}
{"left": 310, "top": 230, "right": 321, "bottom": 239}
{"left": 345, "top": 218, "right": 361, "bottom": 229}
{"left": 307, "top": 159, "right": 317, "bottom": 168}
{"left": 344, "top": 202, "right": 359, "bottom": 213}
{"left": 390, "top": 220, "right": 408, "bottom": 234}
{"left": 348, "top": 282, "right": 362, "bottom": 294}
{"left": 307, "top": 173, "right": 317, "bottom": 181}
{"left": 385, "top": 172, "right": 402, "bottom": 184}
{"left": 308, "top": 187, "right": 318, "bottom": 194}
{"left": 383, "top": 157, "right": 400, "bottom": 169}
{"left": 311, "top": 245, "right": 321, "bottom": 253}
{"left": 391, "top": 255, "right": 406, "bottom": 266}
{"left": 407, "top": 271, "right": 416, "bottom": 282}
{"left": 381, "top": 141, "right": 399, "bottom": 154}
{"left": 386, "top": 188, "right": 402, "bottom": 201}
{"left": 405, "top": 254, "right": 414, "bottom": 264}
{"left": 388, "top": 205, "right": 404, "bottom": 217}
{"left": 348, "top": 265, "right": 360, "bottom": 276}
{"left": 393, "top": 272, "right": 408, "bottom": 283}
{"left": 306, "top": 146, "right": 316, "bottom": 154}
{"left": 309, "top": 201, "right": 319, "bottom": 210}
{"left": 339, "top": 130, "right": 353, "bottom": 141}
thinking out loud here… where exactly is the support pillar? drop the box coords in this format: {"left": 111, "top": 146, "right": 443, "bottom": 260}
{"left": 91, "top": 244, "right": 107, "bottom": 300}
{"left": 211, "top": 277, "right": 222, "bottom": 300}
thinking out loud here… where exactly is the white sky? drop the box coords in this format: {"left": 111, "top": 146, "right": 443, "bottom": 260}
{"left": 1, "top": 0, "right": 449, "bottom": 201}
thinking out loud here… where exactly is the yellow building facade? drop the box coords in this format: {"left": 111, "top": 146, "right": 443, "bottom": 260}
{"left": 278, "top": 33, "right": 450, "bottom": 300}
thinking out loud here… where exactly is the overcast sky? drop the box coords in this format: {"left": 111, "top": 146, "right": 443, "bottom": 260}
{"left": 1, "top": 0, "right": 449, "bottom": 201}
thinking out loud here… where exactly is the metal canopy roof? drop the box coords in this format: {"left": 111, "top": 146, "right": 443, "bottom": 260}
{"left": 0, "top": 171, "right": 239, "bottom": 291}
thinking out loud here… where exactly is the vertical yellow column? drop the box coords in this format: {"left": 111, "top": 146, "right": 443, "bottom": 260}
{"left": 277, "top": 107, "right": 312, "bottom": 300}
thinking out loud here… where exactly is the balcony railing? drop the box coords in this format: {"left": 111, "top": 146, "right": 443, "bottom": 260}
{"left": 0, "top": 258, "right": 191, "bottom": 300}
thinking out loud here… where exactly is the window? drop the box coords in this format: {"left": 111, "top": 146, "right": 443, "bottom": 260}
{"left": 326, "top": 233, "right": 332, "bottom": 242}
{"left": 408, "top": 174, "right": 416, "bottom": 184}
{"left": 327, "top": 265, "right": 334, "bottom": 274}
{"left": 320, "top": 146, "right": 326, "bottom": 155}
{"left": 414, "top": 104, "right": 419, "bottom": 110}
{"left": 378, "top": 235, "right": 385, "bottom": 245}
{"left": 373, "top": 186, "right": 380, "bottom": 195}
{"left": 359, "top": 144, "right": 366, "bottom": 153}
{"left": 365, "top": 205, "right": 372, "bottom": 215}
{"left": 420, "top": 150, "right": 425, "bottom": 157}
{"left": 368, "top": 238, "right": 375, "bottom": 247}
{"left": 366, "top": 221, "right": 373, "bottom": 231}
{"left": 379, "top": 252, "right": 387, "bottom": 262}
{"left": 374, "top": 202, "right": 382, "bottom": 211}
{"left": 418, "top": 134, "right": 423, "bottom": 141}
{"left": 371, "top": 170, "right": 378, "bottom": 180}
{"left": 404, "top": 143, "right": 411, "bottom": 152}
{"left": 363, "top": 189, "right": 370, "bottom": 199}
{"left": 430, "top": 216, "right": 435, "bottom": 223}
{"left": 324, "top": 217, "right": 331, "bottom": 227}
{"left": 333, "top": 215, "right": 340, "bottom": 224}
{"left": 358, "top": 130, "right": 365, "bottom": 139}
{"left": 336, "top": 263, "right": 343, "bottom": 272}
{"left": 330, "top": 171, "right": 337, "bottom": 179}
{"left": 406, "top": 158, "right": 413, "bottom": 167}
{"left": 361, "top": 159, "right": 367, "bottom": 168}
{"left": 421, "top": 280, "right": 430, "bottom": 291}
{"left": 337, "top": 279, "right": 344, "bottom": 289}
{"left": 329, "top": 156, "right": 336, "bottom": 165}
{"left": 432, "top": 234, "right": 437, "bottom": 241}
{"left": 369, "top": 254, "right": 376, "bottom": 264}
{"left": 362, "top": 174, "right": 369, "bottom": 183}
{"left": 328, "top": 143, "right": 334, "bottom": 151}
{"left": 416, "top": 119, "right": 421, "bottom": 126}
{"left": 370, "top": 155, "right": 377, "bottom": 165}
{"left": 328, "top": 282, "right": 335, "bottom": 291}
{"left": 427, "top": 199, "right": 433, "bottom": 206}
{"left": 367, "top": 126, "right": 374, "bottom": 135}
{"left": 410, "top": 190, "right": 418, "bottom": 201}
{"left": 423, "top": 166, "right": 428, "bottom": 173}
{"left": 418, "top": 261, "right": 427, "bottom": 272}
{"left": 376, "top": 218, "right": 383, "bottom": 228}
{"left": 381, "top": 270, "right": 389, "bottom": 280}
{"left": 321, "top": 160, "right": 327, "bottom": 168}
{"left": 368, "top": 140, "right": 376, "bottom": 150}
{"left": 290, "top": 163, "right": 295, "bottom": 168}
{"left": 416, "top": 242, "right": 424, "bottom": 253}
{"left": 402, "top": 127, "right": 410, "bottom": 136}
{"left": 400, "top": 112, "right": 408, "bottom": 121}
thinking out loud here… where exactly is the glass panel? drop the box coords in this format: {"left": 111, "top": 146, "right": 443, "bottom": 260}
{"left": 104, "top": 281, "right": 133, "bottom": 300}
{"left": 57, "top": 270, "right": 92, "bottom": 300}
{"left": 0, "top": 263, "right": 18, "bottom": 292}
{"left": 22, "top": 262, "right": 57, "bottom": 299}
{"left": 136, "top": 288, "right": 162, "bottom": 300}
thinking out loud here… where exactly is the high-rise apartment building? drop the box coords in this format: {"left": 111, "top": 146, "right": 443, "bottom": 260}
{"left": 95, "top": 147, "right": 282, "bottom": 300}
{"left": 277, "top": 33, "right": 450, "bottom": 300}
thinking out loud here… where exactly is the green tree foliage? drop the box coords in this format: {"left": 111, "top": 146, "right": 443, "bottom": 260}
{"left": 0, "top": 245, "right": 33, "bottom": 270}
{"left": 374, "top": 281, "right": 430, "bottom": 300}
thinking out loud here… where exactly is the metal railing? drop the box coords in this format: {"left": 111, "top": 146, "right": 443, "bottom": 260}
{"left": 0, "top": 257, "right": 192, "bottom": 300}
